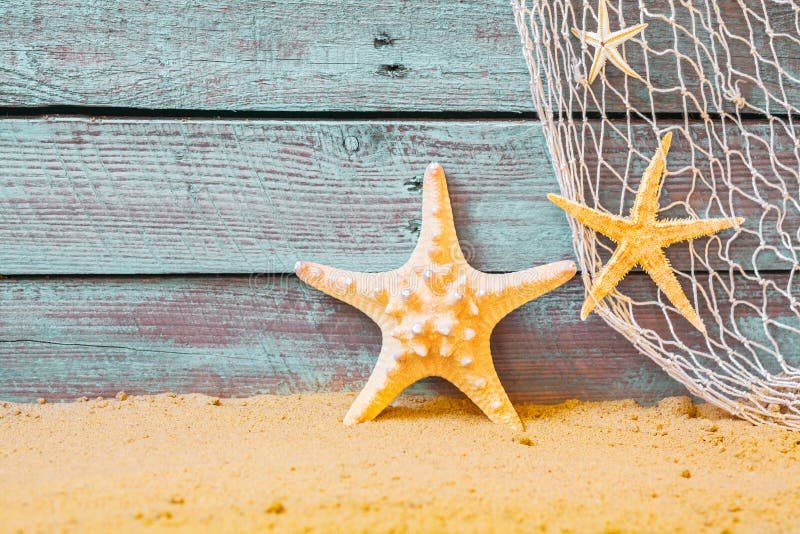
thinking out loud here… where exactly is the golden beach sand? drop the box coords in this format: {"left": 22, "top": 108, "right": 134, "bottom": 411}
{"left": 1, "top": 393, "right": 799, "bottom": 533}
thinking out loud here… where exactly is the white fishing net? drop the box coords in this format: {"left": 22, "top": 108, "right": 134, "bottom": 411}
{"left": 512, "top": 0, "right": 800, "bottom": 427}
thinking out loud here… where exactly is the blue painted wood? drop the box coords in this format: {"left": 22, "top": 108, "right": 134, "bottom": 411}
{"left": 0, "top": 117, "right": 783, "bottom": 274}
{"left": 0, "top": 274, "right": 688, "bottom": 404}
{"left": 0, "top": 1, "right": 795, "bottom": 112}
{"left": 0, "top": 118, "right": 573, "bottom": 274}
{"left": 0, "top": 1, "right": 531, "bottom": 112}
{"left": 1, "top": 0, "right": 796, "bottom": 407}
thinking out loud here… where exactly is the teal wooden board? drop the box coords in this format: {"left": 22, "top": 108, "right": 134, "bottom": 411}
{"left": 0, "top": 1, "right": 531, "bottom": 112}
{"left": 0, "top": 117, "right": 786, "bottom": 274}
{"left": 0, "top": 1, "right": 795, "bottom": 112}
{"left": 0, "top": 274, "right": 688, "bottom": 404}
{"left": 2, "top": 0, "right": 796, "bottom": 409}
{"left": 0, "top": 118, "right": 571, "bottom": 274}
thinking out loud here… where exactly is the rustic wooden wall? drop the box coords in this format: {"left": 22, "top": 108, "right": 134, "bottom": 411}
{"left": 2, "top": 0, "right": 782, "bottom": 403}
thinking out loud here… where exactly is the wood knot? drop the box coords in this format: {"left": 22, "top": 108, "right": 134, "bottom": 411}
{"left": 403, "top": 218, "right": 421, "bottom": 236}
{"left": 404, "top": 174, "right": 423, "bottom": 192}
{"left": 373, "top": 32, "right": 396, "bottom": 48}
{"left": 377, "top": 64, "right": 410, "bottom": 78}
{"left": 343, "top": 136, "right": 359, "bottom": 153}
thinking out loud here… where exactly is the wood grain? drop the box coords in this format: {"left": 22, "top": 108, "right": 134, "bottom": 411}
{"left": 2, "top": 1, "right": 796, "bottom": 113}
{"left": 0, "top": 274, "right": 690, "bottom": 404}
{"left": 0, "top": 118, "right": 790, "bottom": 274}
{"left": 4, "top": 0, "right": 796, "bottom": 408}
{"left": 0, "top": 118, "right": 572, "bottom": 274}
{"left": 0, "top": 1, "right": 531, "bottom": 112}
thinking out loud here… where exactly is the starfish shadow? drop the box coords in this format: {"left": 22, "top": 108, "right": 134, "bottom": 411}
{"left": 375, "top": 379, "right": 489, "bottom": 423}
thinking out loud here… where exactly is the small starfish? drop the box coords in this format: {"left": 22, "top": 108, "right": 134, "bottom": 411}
{"left": 571, "top": 0, "right": 648, "bottom": 84}
{"left": 548, "top": 132, "right": 743, "bottom": 333}
{"left": 296, "top": 163, "right": 576, "bottom": 431}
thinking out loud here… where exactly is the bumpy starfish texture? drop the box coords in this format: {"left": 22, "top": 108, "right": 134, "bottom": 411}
{"left": 572, "top": 0, "right": 648, "bottom": 84}
{"left": 296, "top": 163, "right": 576, "bottom": 431}
{"left": 549, "top": 133, "right": 744, "bottom": 333}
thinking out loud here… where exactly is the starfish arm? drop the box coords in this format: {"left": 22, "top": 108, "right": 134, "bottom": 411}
{"left": 657, "top": 217, "right": 744, "bottom": 247}
{"left": 586, "top": 48, "right": 608, "bottom": 84}
{"left": 631, "top": 133, "right": 672, "bottom": 220}
{"left": 414, "top": 162, "right": 465, "bottom": 265}
{"left": 581, "top": 240, "right": 639, "bottom": 319}
{"left": 571, "top": 27, "right": 602, "bottom": 47}
{"left": 343, "top": 345, "right": 428, "bottom": 426}
{"left": 548, "top": 193, "right": 629, "bottom": 241}
{"left": 597, "top": 0, "right": 610, "bottom": 37}
{"left": 295, "top": 261, "right": 390, "bottom": 322}
{"left": 605, "top": 22, "right": 648, "bottom": 46}
{"left": 638, "top": 249, "right": 706, "bottom": 332}
{"left": 445, "top": 343, "right": 523, "bottom": 431}
{"left": 604, "top": 46, "right": 643, "bottom": 80}
{"left": 477, "top": 260, "right": 577, "bottom": 326}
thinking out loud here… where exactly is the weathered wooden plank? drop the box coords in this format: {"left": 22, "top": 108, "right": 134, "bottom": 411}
{"left": 0, "top": 1, "right": 531, "bottom": 112}
{"left": 0, "top": 275, "right": 690, "bottom": 404}
{"left": 1, "top": 1, "right": 796, "bottom": 113}
{"left": 0, "top": 118, "right": 790, "bottom": 274}
{"left": 523, "top": 0, "right": 800, "bottom": 113}
{"left": 4, "top": 270, "right": 796, "bottom": 404}
{"left": 0, "top": 118, "right": 574, "bottom": 274}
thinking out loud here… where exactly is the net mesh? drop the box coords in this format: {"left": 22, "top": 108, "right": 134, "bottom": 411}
{"left": 512, "top": 0, "right": 800, "bottom": 427}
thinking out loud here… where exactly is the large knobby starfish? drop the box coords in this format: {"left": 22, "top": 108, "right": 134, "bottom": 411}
{"left": 571, "top": 0, "right": 648, "bottom": 84}
{"left": 296, "top": 163, "right": 576, "bottom": 431}
{"left": 549, "top": 132, "right": 743, "bottom": 333}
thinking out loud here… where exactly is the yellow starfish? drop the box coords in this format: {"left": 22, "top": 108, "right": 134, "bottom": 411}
{"left": 296, "top": 163, "right": 576, "bottom": 431}
{"left": 549, "top": 132, "right": 743, "bottom": 333}
{"left": 571, "top": 0, "right": 648, "bottom": 84}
